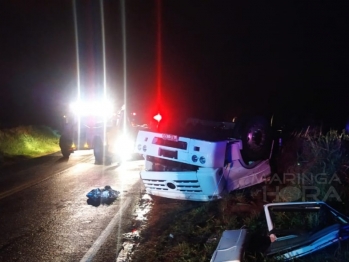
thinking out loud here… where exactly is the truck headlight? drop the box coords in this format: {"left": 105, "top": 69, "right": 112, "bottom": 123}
{"left": 199, "top": 156, "right": 206, "bottom": 164}
{"left": 114, "top": 133, "right": 134, "bottom": 161}
{"left": 69, "top": 100, "right": 113, "bottom": 118}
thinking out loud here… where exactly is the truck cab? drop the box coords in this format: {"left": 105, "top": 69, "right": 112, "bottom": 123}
{"left": 134, "top": 117, "right": 273, "bottom": 201}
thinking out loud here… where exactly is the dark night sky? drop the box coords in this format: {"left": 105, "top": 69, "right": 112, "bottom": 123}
{"left": 1, "top": 1, "right": 349, "bottom": 130}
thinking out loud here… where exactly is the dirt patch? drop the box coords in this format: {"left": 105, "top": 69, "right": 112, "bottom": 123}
{"left": 116, "top": 193, "right": 154, "bottom": 261}
{"left": 117, "top": 188, "right": 267, "bottom": 262}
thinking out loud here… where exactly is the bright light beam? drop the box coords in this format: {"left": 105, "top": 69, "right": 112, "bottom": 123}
{"left": 121, "top": 0, "right": 128, "bottom": 136}
{"left": 100, "top": 0, "right": 107, "bottom": 163}
{"left": 73, "top": 0, "right": 81, "bottom": 148}
{"left": 116, "top": 0, "right": 128, "bottom": 258}
{"left": 156, "top": 0, "right": 162, "bottom": 115}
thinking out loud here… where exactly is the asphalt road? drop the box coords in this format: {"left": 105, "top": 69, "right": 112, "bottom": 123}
{"left": 0, "top": 150, "right": 145, "bottom": 262}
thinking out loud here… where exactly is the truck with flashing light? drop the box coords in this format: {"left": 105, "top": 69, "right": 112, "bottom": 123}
{"left": 134, "top": 116, "right": 273, "bottom": 201}
{"left": 59, "top": 100, "right": 145, "bottom": 164}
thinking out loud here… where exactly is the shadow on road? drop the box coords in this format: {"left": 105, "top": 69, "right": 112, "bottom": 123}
{"left": 0, "top": 152, "right": 63, "bottom": 172}
{"left": 105, "top": 163, "right": 120, "bottom": 171}
{"left": 55, "top": 157, "right": 69, "bottom": 163}
{"left": 87, "top": 198, "right": 115, "bottom": 207}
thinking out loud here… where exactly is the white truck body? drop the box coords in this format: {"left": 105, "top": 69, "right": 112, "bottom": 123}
{"left": 134, "top": 128, "right": 271, "bottom": 201}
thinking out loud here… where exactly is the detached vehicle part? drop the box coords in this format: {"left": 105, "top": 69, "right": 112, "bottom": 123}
{"left": 211, "top": 201, "right": 349, "bottom": 261}
{"left": 134, "top": 117, "right": 272, "bottom": 201}
{"left": 210, "top": 229, "right": 248, "bottom": 262}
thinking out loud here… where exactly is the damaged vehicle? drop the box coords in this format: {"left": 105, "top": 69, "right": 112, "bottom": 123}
{"left": 134, "top": 116, "right": 273, "bottom": 201}
{"left": 211, "top": 201, "right": 349, "bottom": 261}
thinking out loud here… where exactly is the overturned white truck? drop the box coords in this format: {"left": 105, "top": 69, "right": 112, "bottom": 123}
{"left": 134, "top": 116, "right": 273, "bottom": 201}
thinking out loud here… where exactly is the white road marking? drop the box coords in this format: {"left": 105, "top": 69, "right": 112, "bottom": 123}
{"left": 80, "top": 197, "right": 132, "bottom": 262}
{"left": 0, "top": 155, "right": 94, "bottom": 200}
{"left": 0, "top": 160, "right": 94, "bottom": 200}
{"left": 0, "top": 170, "right": 70, "bottom": 200}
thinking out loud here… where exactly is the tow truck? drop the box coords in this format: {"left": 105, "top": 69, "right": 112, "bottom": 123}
{"left": 59, "top": 101, "right": 146, "bottom": 164}
{"left": 134, "top": 116, "right": 273, "bottom": 201}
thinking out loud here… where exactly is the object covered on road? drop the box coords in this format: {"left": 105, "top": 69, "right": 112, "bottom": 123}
{"left": 86, "top": 185, "right": 120, "bottom": 203}
{"left": 211, "top": 201, "right": 349, "bottom": 261}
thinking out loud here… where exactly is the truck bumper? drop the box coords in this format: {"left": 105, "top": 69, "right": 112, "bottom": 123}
{"left": 140, "top": 160, "right": 271, "bottom": 201}
{"left": 140, "top": 167, "right": 226, "bottom": 201}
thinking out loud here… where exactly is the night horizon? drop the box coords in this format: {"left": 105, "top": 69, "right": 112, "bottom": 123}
{"left": 1, "top": 1, "right": 349, "bottom": 131}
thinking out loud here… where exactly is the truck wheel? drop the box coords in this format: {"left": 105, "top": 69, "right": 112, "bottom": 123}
{"left": 61, "top": 149, "right": 71, "bottom": 158}
{"left": 239, "top": 116, "right": 272, "bottom": 162}
{"left": 93, "top": 137, "right": 104, "bottom": 164}
{"left": 59, "top": 135, "right": 72, "bottom": 158}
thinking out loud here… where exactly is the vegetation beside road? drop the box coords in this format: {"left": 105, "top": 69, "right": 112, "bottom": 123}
{"left": 0, "top": 125, "right": 60, "bottom": 165}
{"left": 129, "top": 128, "right": 349, "bottom": 262}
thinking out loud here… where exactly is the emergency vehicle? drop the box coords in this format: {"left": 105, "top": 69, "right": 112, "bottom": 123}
{"left": 59, "top": 101, "right": 145, "bottom": 164}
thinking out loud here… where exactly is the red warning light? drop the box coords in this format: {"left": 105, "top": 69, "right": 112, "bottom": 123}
{"left": 154, "top": 113, "right": 162, "bottom": 122}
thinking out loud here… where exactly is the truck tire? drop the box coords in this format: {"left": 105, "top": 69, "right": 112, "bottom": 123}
{"left": 59, "top": 135, "right": 72, "bottom": 158}
{"left": 238, "top": 116, "right": 272, "bottom": 162}
{"left": 93, "top": 136, "right": 104, "bottom": 164}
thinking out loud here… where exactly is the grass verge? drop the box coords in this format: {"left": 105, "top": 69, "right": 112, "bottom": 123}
{"left": 0, "top": 125, "right": 60, "bottom": 165}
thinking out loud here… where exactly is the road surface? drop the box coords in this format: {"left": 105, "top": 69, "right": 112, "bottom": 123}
{"left": 0, "top": 150, "right": 145, "bottom": 262}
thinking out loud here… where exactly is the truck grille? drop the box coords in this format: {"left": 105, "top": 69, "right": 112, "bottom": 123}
{"left": 143, "top": 179, "right": 203, "bottom": 193}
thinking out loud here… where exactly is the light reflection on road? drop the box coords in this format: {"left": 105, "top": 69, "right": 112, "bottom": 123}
{"left": 70, "top": 149, "right": 94, "bottom": 156}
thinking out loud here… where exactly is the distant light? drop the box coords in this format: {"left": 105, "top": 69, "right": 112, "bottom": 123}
{"left": 132, "top": 112, "right": 136, "bottom": 116}
{"left": 154, "top": 113, "right": 162, "bottom": 122}
{"left": 69, "top": 100, "right": 113, "bottom": 117}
